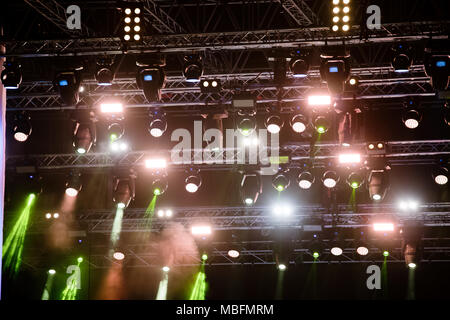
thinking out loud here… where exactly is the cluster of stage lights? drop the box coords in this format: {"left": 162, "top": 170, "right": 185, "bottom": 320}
{"left": 331, "top": 0, "right": 351, "bottom": 33}
{"left": 123, "top": 7, "right": 141, "bottom": 42}
{"left": 45, "top": 212, "right": 59, "bottom": 219}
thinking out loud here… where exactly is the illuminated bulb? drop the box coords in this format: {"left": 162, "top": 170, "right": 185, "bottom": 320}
{"left": 342, "top": 25, "right": 350, "bottom": 31}
{"left": 124, "top": 26, "right": 130, "bottom": 32}
{"left": 134, "top": 17, "right": 140, "bottom": 23}
{"left": 333, "top": 16, "right": 339, "bottom": 23}
{"left": 134, "top": 26, "right": 140, "bottom": 32}
{"left": 124, "top": 34, "right": 130, "bottom": 41}
{"left": 333, "top": 7, "right": 340, "bottom": 14}
{"left": 343, "top": 6, "right": 350, "bottom": 13}
{"left": 125, "top": 8, "right": 131, "bottom": 15}
{"left": 332, "top": 25, "right": 339, "bottom": 32}
{"left": 135, "top": 8, "right": 141, "bottom": 14}
{"left": 134, "top": 34, "right": 140, "bottom": 41}
{"left": 343, "top": 15, "right": 350, "bottom": 22}
{"left": 124, "top": 17, "right": 131, "bottom": 24}
{"left": 333, "top": 0, "right": 340, "bottom": 4}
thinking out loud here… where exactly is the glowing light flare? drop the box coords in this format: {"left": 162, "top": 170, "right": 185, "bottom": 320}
{"left": 113, "top": 251, "right": 125, "bottom": 261}
{"left": 308, "top": 95, "right": 331, "bottom": 106}
{"left": 228, "top": 250, "right": 240, "bottom": 258}
{"left": 338, "top": 153, "right": 361, "bottom": 164}
{"left": 331, "top": 247, "right": 343, "bottom": 256}
{"left": 373, "top": 222, "right": 395, "bottom": 232}
{"left": 191, "top": 225, "right": 212, "bottom": 236}
{"left": 65, "top": 187, "right": 78, "bottom": 197}
{"left": 100, "top": 103, "right": 123, "bottom": 113}
{"left": 145, "top": 158, "right": 167, "bottom": 169}
{"left": 357, "top": 246, "right": 369, "bottom": 256}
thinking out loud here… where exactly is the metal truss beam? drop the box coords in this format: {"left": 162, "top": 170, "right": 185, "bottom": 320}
{"left": 5, "top": 65, "right": 434, "bottom": 111}
{"left": 4, "top": 21, "right": 448, "bottom": 57}
{"left": 277, "top": 0, "right": 318, "bottom": 26}
{"left": 6, "top": 140, "right": 450, "bottom": 171}
{"left": 23, "top": 0, "right": 91, "bottom": 36}
{"left": 141, "top": 0, "right": 185, "bottom": 33}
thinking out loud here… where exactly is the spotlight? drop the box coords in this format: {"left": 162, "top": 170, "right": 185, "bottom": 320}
{"left": 307, "top": 94, "right": 331, "bottom": 107}
{"left": 110, "top": 140, "right": 128, "bottom": 153}
{"left": 136, "top": 66, "right": 166, "bottom": 102}
{"left": 373, "top": 222, "right": 395, "bottom": 232}
{"left": 322, "top": 171, "right": 339, "bottom": 188}
{"left": 297, "top": 171, "right": 314, "bottom": 190}
{"left": 53, "top": 213, "right": 59, "bottom": 219}
{"left": 265, "top": 115, "right": 284, "bottom": 134}
{"left": 185, "top": 173, "right": 202, "bottom": 193}
{"left": 73, "top": 122, "right": 96, "bottom": 154}
{"left": 368, "top": 169, "right": 389, "bottom": 201}
{"left": 228, "top": 250, "right": 240, "bottom": 258}
{"left": 277, "top": 264, "right": 287, "bottom": 271}
{"left": 383, "top": 250, "right": 389, "bottom": 257}
{"left": 95, "top": 58, "right": 114, "bottom": 86}
{"left": 107, "top": 122, "right": 124, "bottom": 141}
{"left": 357, "top": 246, "right": 369, "bottom": 256}
{"left": 157, "top": 209, "right": 173, "bottom": 218}
{"left": 313, "top": 251, "right": 320, "bottom": 259}
{"left": 145, "top": 158, "right": 167, "bottom": 169}
{"left": 45, "top": 213, "right": 52, "bottom": 219}
{"left": 113, "top": 251, "right": 125, "bottom": 261}
{"left": 149, "top": 110, "right": 167, "bottom": 137}
{"left": 313, "top": 115, "right": 330, "bottom": 134}
{"left": 152, "top": 176, "right": 168, "bottom": 195}
{"left": 183, "top": 55, "right": 203, "bottom": 82}
{"left": 424, "top": 55, "right": 449, "bottom": 91}
{"left": 366, "top": 141, "right": 386, "bottom": 155}
{"left": 122, "top": 4, "right": 141, "bottom": 42}
{"left": 320, "top": 56, "right": 351, "bottom": 94}
{"left": 240, "top": 173, "right": 262, "bottom": 205}
{"left": 191, "top": 225, "right": 212, "bottom": 236}
{"left": 273, "top": 204, "right": 293, "bottom": 217}
{"left": 202, "top": 253, "right": 208, "bottom": 261}
{"left": 289, "top": 49, "right": 309, "bottom": 78}
{"left": 200, "top": 79, "right": 221, "bottom": 93}
{"left": 237, "top": 116, "right": 257, "bottom": 136}
{"left": 402, "top": 109, "right": 421, "bottom": 129}
{"left": 100, "top": 103, "right": 124, "bottom": 114}
{"left": 391, "top": 43, "right": 412, "bottom": 73}
{"left": 331, "top": 247, "right": 343, "bottom": 256}
{"left": 113, "top": 172, "right": 136, "bottom": 209}
{"left": 290, "top": 114, "right": 308, "bottom": 133}
{"left": 1, "top": 60, "right": 22, "bottom": 89}
{"left": 65, "top": 172, "right": 82, "bottom": 197}
{"left": 48, "top": 269, "right": 56, "bottom": 275}
{"left": 347, "top": 172, "right": 364, "bottom": 189}
{"left": 432, "top": 167, "right": 448, "bottom": 185}
{"left": 408, "top": 263, "right": 416, "bottom": 269}
{"left": 272, "top": 171, "right": 290, "bottom": 192}
{"left": 162, "top": 266, "right": 170, "bottom": 272}
{"left": 54, "top": 70, "right": 82, "bottom": 106}
{"left": 338, "top": 153, "right": 361, "bottom": 164}
{"left": 77, "top": 257, "right": 83, "bottom": 263}
{"left": 12, "top": 112, "right": 32, "bottom": 142}
{"left": 398, "top": 199, "right": 419, "bottom": 212}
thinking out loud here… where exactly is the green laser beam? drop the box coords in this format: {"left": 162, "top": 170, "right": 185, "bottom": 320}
{"left": 2, "top": 194, "right": 36, "bottom": 274}
{"left": 61, "top": 261, "right": 82, "bottom": 300}
{"left": 189, "top": 262, "right": 207, "bottom": 300}
{"left": 156, "top": 272, "right": 169, "bottom": 300}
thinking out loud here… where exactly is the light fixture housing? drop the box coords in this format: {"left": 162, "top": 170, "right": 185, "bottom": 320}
{"left": 290, "top": 114, "right": 308, "bottom": 133}
{"left": 240, "top": 172, "right": 262, "bottom": 205}
{"left": 54, "top": 69, "right": 83, "bottom": 106}
{"left": 112, "top": 172, "right": 136, "bottom": 209}
{"left": 1, "top": 60, "right": 22, "bottom": 89}
{"left": 391, "top": 43, "right": 412, "bottom": 73}
{"left": 322, "top": 171, "right": 339, "bottom": 188}
{"left": 136, "top": 66, "right": 166, "bottom": 102}
{"left": 149, "top": 110, "right": 167, "bottom": 137}
{"left": 183, "top": 55, "right": 203, "bottom": 82}
{"left": 297, "top": 171, "right": 314, "bottom": 190}
{"left": 265, "top": 115, "right": 284, "bottom": 134}
{"left": 185, "top": 173, "right": 202, "bottom": 193}
{"left": 272, "top": 171, "right": 290, "bottom": 192}
{"left": 12, "top": 112, "right": 32, "bottom": 142}
{"left": 432, "top": 166, "right": 449, "bottom": 185}
{"left": 65, "top": 171, "right": 82, "bottom": 197}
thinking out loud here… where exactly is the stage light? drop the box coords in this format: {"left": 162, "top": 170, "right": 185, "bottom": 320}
{"left": 308, "top": 95, "right": 331, "bottom": 106}
{"left": 273, "top": 204, "right": 293, "bottom": 217}
{"left": 278, "top": 264, "right": 287, "bottom": 271}
{"left": 290, "top": 114, "right": 308, "bottom": 133}
{"left": 113, "top": 251, "right": 125, "bottom": 261}
{"left": 53, "top": 213, "right": 59, "bottom": 219}
{"left": 136, "top": 66, "right": 166, "bottom": 102}
{"left": 152, "top": 176, "right": 168, "bottom": 196}
{"left": 1, "top": 60, "right": 22, "bottom": 89}
{"left": 240, "top": 173, "right": 262, "bottom": 206}
{"left": 12, "top": 112, "right": 32, "bottom": 142}
{"left": 200, "top": 79, "right": 222, "bottom": 93}
{"left": 48, "top": 269, "right": 56, "bottom": 275}
{"left": 54, "top": 70, "right": 82, "bottom": 106}
{"left": 185, "top": 173, "right": 202, "bottom": 193}
{"left": 347, "top": 172, "right": 363, "bottom": 189}
{"left": 237, "top": 116, "right": 257, "bottom": 136}
{"left": 408, "top": 263, "right": 416, "bottom": 269}
{"left": 73, "top": 117, "right": 96, "bottom": 154}
{"left": 398, "top": 200, "right": 419, "bottom": 212}
{"left": 149, "top": 110, "right": 167, "bottom": 137}
{"left": 433, "top": 167, "right": 448, "bottom": 185}
{"left": 357, "top": 246, "right": 369, "bottom": 256}
{"left": 383, "top": 250, "right": 389, "bottom": 257}
{"left": 45, "top": 213, "right": 52, "bottom": 219}
{"left": 228, "top": 250, "right": 240, "bottom": 258}
{"left": 313, "top": 252, "right": 320, "bottom": 259}
{"left": 314, "top": 116, "right": 330, "bottom": 134}
{"left": 331, "top": 247, "right": 343, "bottom": 256}
{"left": 113, "top": 172, "right": 136, "bottom": 209}
{"left": 162, "top": 266, "right": 170, "bottom": 272}
{"left": 183, "top": 55, "right": 203, "bottom": 82}
{"left": 322, "top": 171, "right": 339, "bottom": 188}
{"left": 373, "top": 223, "right": 395, "bottom": 232}
{"left": 145, "top": 158, "right": 167, "bottom": 169}
{"left": 122, "top": 5, "right": 141, "bottom": 42}
{"left": 368, "top": 169, "right": 389, "bottom": 201}
{"left": 77, "top": 257, "right": 83, "bottom": 263}
{"left": 272, "top": 171, "right": 290, "bottom": 192}
{"left": 391, "top": 44, "right": 412, "bottom": 73}
{"left": 289, "top": 50, "right": 309, "bottom": 78}
{"left": 110, "top": 140, "right": 128, "bottom": 152}
{"left": 202, "top": 254, "right": 208, "bottom": 261}
{"left": 297, "top": 171, "right": 314, "bottom": 189}
{"left": 367, "top": 141, "right": 386, "bottom": 155}
{"left": 320, "top": 57, "right": 351, "bottom": 94}
{"left": 265, "top": 115, "right": 284, "bottom": 134}
{"left": 191, "top": 225, "right": 212, "bottom": 236}
{"left": 100, "top": 103, "right": 123, "bottom": 114}
{"left": 95, "top": 58, "right": 114, "bottom": 86}
{"left": 402, "top": 109, "right": 421, "bottom": 129}
{"left": 424, "top": 52, "right": 449, "bottom": 91}
{"left": 338, "top": 153, "right": 361, "bottom": 164}
{"left": 65, "top": 171, "right": 82, "bottom": 197}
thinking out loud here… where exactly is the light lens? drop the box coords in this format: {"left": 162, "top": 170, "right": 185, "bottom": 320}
{"left": 357, "top": 246, "right": 369, "bottom": 256}
{"left": 278, "top": 264, "right": 286, "bottom": 271}
{"left": 228, "top": 250, "right": 240, "bottom": 258}
{"left": 14, "top": 132, "right": 28, "bottom": 142}
{"left": 185, "top": 183, "right": 199, "bottom": 193}
{"left": 435, "top": 174, "right": 448, "bottom": 185}
{"left": 331, "top": 247, "right": 343, "bottom": 256}
{"left": 113, "top": 251, "right": 125, "bottom": 260}
{"left": 162, "top": 266, "right": 170, "bottom": 272}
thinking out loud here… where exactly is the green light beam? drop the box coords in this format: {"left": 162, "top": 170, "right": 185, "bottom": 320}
{"left": 110, "top": 207, "right": 124, "bottom": 247}
{"left": 189, "top": 262, "right": 207, "bottom": 300}
{"left": 41, "top": 271, "right": 56, "bottom": 300}
{"left": 407, "top": 267, "right": 415, "bottom": 300}
{"left": 61, "top": 260, "right": 82, "bottom": 300}
{"left": 156, "top": 272, "right": 169, "bottom": 300}
{"left": 2, "top": 194, "right": 36, "bottom": 274}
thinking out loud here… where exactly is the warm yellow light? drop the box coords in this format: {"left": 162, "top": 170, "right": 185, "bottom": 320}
{"left": 134, "top": 34, "right": 140, "bottom": 41}
{"left": 343, "top": 15, "right": 350, "bottom": 22}
{"left": 124, "top": 17, "right": 131, "bottom": 24}
{"left": 135, "top": 8, "right": 141, "bottom": 14}
{"left": 124, "top": 26, "right": 130, "bottom": 32}
{"left": 332, "top": 25, "right": 339, "bottom": 32}
{"left": 134, "top": 26, "right": 140, "bottom": 32}
{"left": 333, "top": 0, "right": 340, "bottom": 4}
{"left": 342, "top": 25, "right": 350, "bottom": 31}
{"left": 343, "top": 6, "right": 350, "bottom": 13}
{"left": 333, "top": 16, "right": 339, "bottom": 23}
{"left": 125, "top": 8, "right": 131, "bottom": 15}
{"left": 134, "top": 17, "right": 140, "bottom": 23}
{"left": 333, "top": 7, "right": 340, "bottom": 14}
{"left": 124, "top": 34, "right": 130, "bottom": 41}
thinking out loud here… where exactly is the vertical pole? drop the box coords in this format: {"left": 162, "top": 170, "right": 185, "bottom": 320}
{"left": 0, "top": 28, "right": 6, "bottom": 300}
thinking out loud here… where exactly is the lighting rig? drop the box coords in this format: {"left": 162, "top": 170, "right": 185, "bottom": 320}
{"left": 136, "top": 57, "right": 166, "bottom": 103}
{"left": 71, "top": 107, "right": 97, "bottom": 154}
